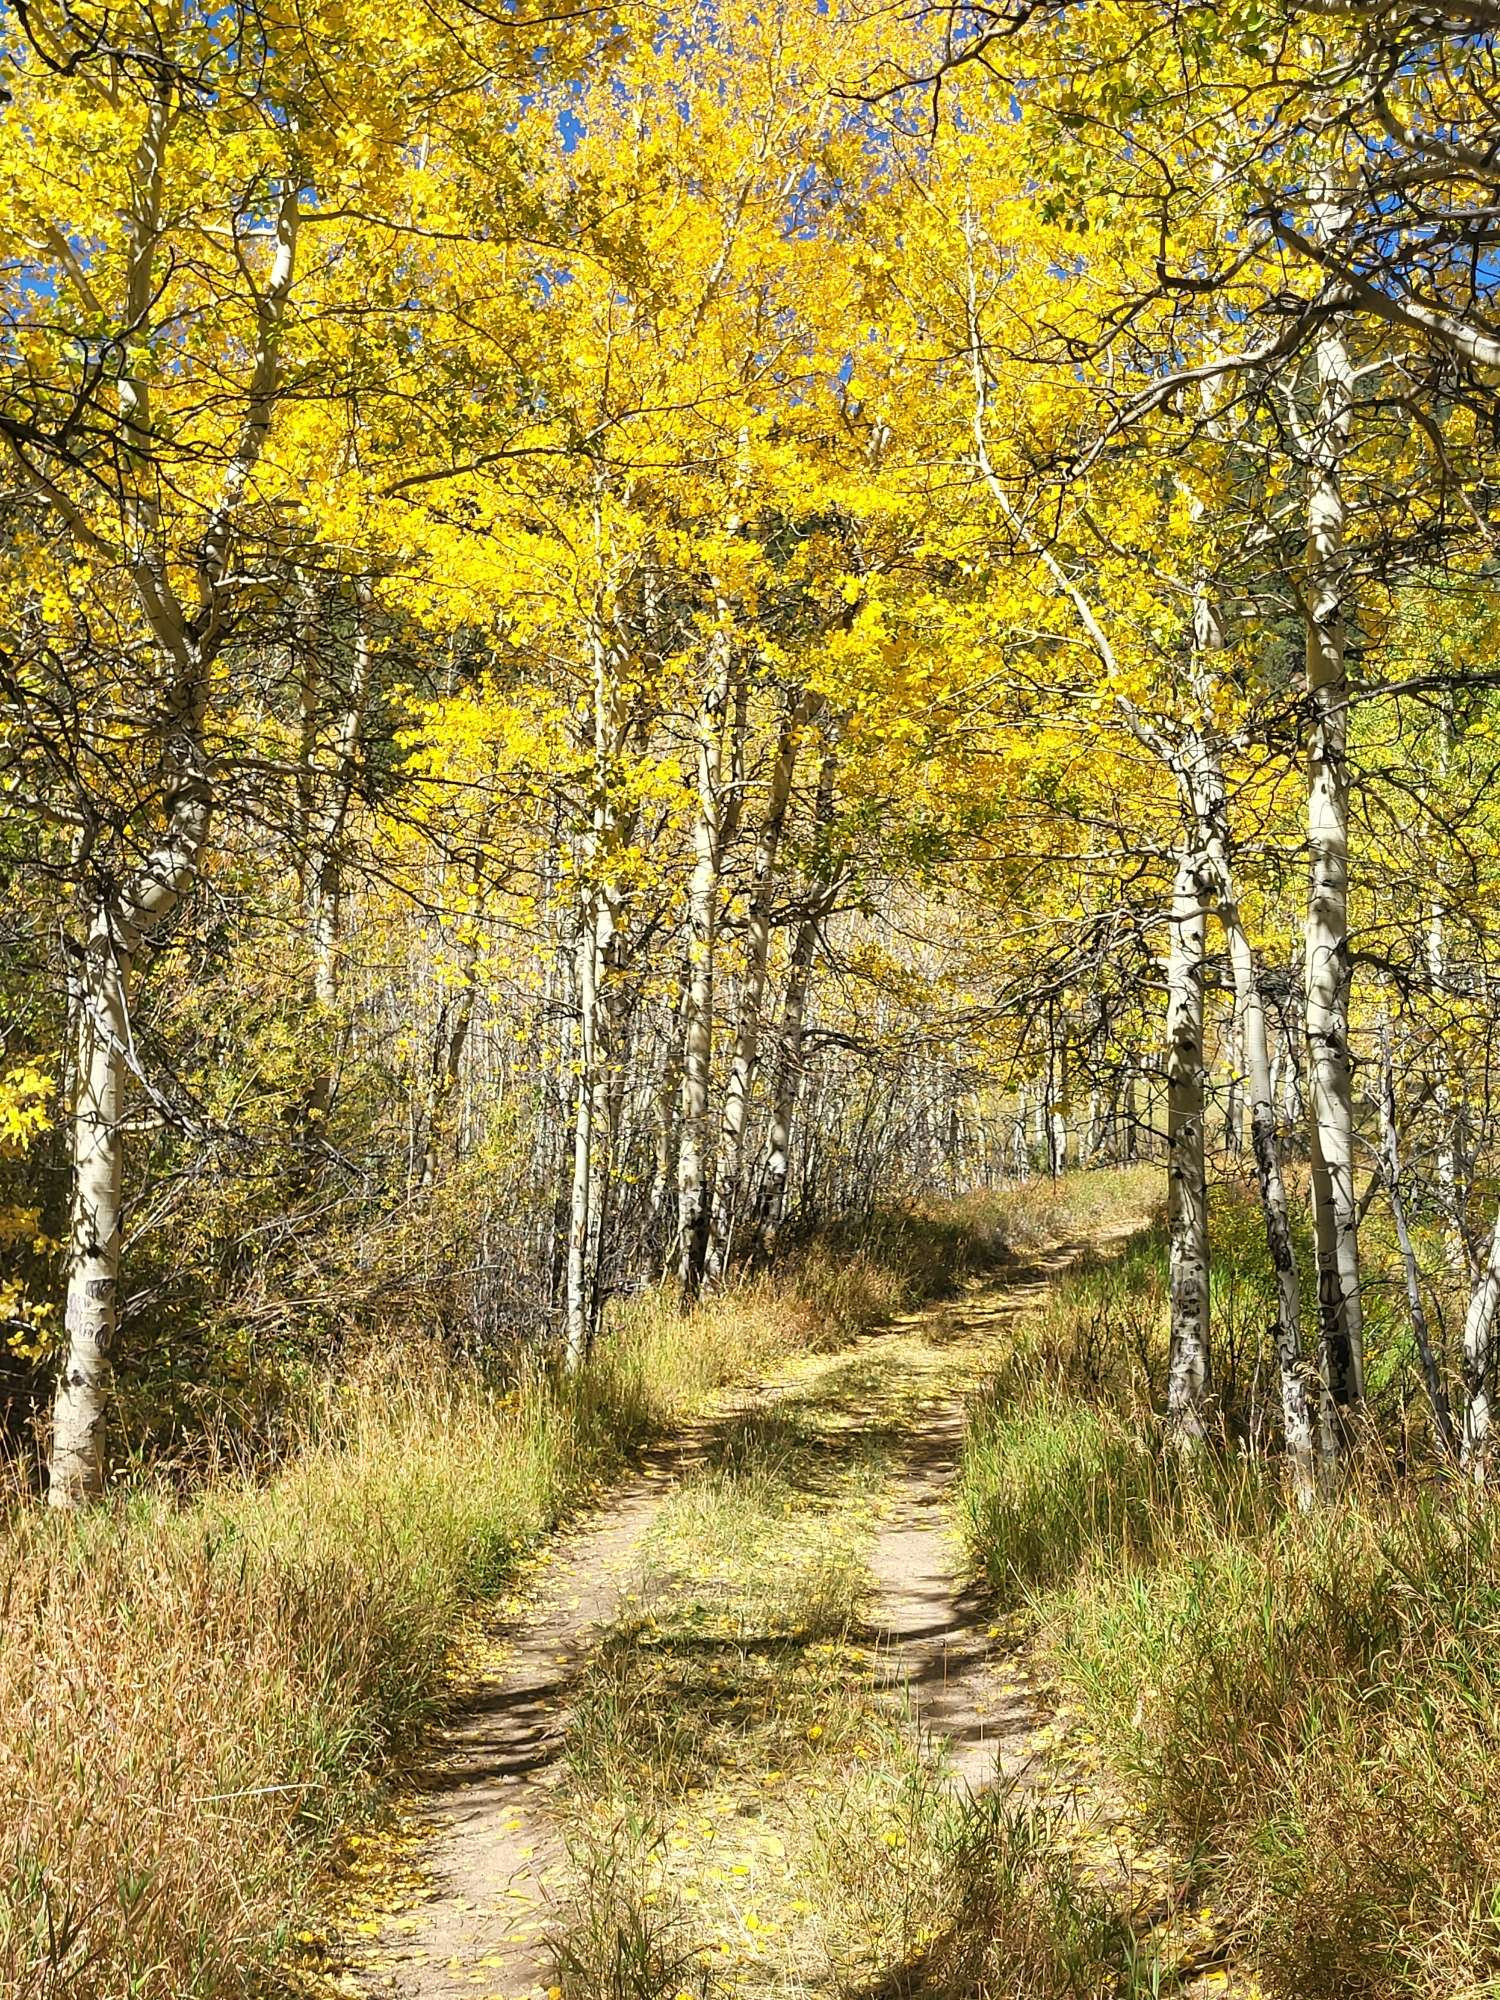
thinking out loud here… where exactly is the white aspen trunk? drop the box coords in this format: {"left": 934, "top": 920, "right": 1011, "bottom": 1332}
{"left": 565, "top": 597, "right": 628, "bottom": 1365}
{"left": 1461, "top": 1220, "right": 1500, "bottom": 1482}
{"left": 50, "top": 930, "right": 130, "bottom": 1509}
{"left": 1223, "top": 993, "right": 1245, "bottom": 1153}
{"left": 1050, "top": 1106, "right": 1069, "bottom": 1176}
{"left": 50, "top": 753, "right": 212, "bottom": 1506}
{"left": 1377, "top": 1015, "right": 1458, "bottom": 1459}
{"left": 1165, "top": 845, "right": 1212, "bottom": 1442}
{"left": 1237, "top": 924, "right": 1319, "bottom": 1500}
{"left": 758, "top": 908, "right": 819, "bottom": 1256}
{"left": 1427, "top": 901, "right": 1470, "bottom": 1280}
{"left": 1303, "top": 289, "right": 1366, "bottom": 1441}
{"left": 1181, "top": 721, "right": 1317, "bottom": 1500}
{"left": 677, "top": 632, "right": 735, "bottom": 1305}
{"left": 565, "top": 887, "right": 601, "bottom": 1369}
{"left": 706, "top": 695, "right": 808, "bottom": 1281}
{"left": 48, "top": 111, "right": 292, "bottom": 1506}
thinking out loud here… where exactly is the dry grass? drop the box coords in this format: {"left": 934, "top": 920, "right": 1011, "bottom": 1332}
{"left": 1, "top": 1175, "right": 1112, "bottom": 2000}
{"left": 957, "top": 1183, "right": 1500, "bottom": 2000}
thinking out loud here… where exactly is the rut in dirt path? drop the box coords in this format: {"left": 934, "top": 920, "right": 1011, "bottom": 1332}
{"left": 865, "top": 1227, "right": 1143, "bottom": 1798}
{"left": 344, "top": 1377, "right": 809, "bottom": 2000}
{"left": 346, "top": 1466, "right": 668, "bottom": 1999}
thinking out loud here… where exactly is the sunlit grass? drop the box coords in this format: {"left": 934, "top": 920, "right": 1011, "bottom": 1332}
{"left": 957, "top": 1183, "right": 1500, "bottom": 2000}
{"left": 1, "top": 1176, "right": 1151, "bottom": 2000}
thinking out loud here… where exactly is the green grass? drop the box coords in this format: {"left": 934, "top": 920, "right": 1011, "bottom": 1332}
{"left": 956, "top": 1183, "right": 1500, "bottom": 2000}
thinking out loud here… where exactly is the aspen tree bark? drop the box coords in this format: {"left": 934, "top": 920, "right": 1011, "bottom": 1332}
{"left": 1302, "top": 291, "right": 1366, "bottom": 1441}
{"left": 677, "top": 629, "right": 738, "bottom": 1305}
{"left": 1223, "top": 994, "right": 1245, "bottom": 1153}
{"left": 650, "top": 974, "right": 687, "bottom": 1253}
{"left": 1461, "top": 1219, "right": 1500, "bottom": 1482}
{"left": 757, "top": 911, "right": 817, "bottom": 1257}
{"left": 421, "top": 978, "right": 476, "bottom": 1190}
{"left": 565, "top": 874, "right": 600, "bottom": 1369}
{"left": 756, "top": 751, "right": 838, "bottom": 1255}
{"left": 49, "top": 152, "right": 297, "bottom": 1505}
{"left": 1180, "top": 719, "right": 1316, "bottom": 1498}
{"left": 1232, "top": 912, "right": 1319, "bottom": 1498}
{"left": 566, "top": 599, "right": 629, "bottom": 1367}
{"left": 1426, "top": 775, "right": 1470, "bottom": 1278}
{"left": 1376, "top": 1016, "right": 1458, "bottom": 1459}
{"left": 706, "top": 692, "right": 810, "bottom": 1281}
{"left": 51, "top": 760, "right": 215, "bottom": 1507}
{"left": 1165, "top": 843, "right": 1213, "bottom": 1442}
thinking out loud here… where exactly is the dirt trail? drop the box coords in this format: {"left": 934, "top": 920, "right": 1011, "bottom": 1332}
{"left": 865, "top": 1238, "right": 1123, "bottom": 1796}
{"left": 344, "top": 1472, "right": 666, "bottom": 1998}
{"left": 338, "top": 1226, "right": 1137, "bottom": 2000}
{"left": 343, "top": 1380, "right": 808, "bottom": 2000}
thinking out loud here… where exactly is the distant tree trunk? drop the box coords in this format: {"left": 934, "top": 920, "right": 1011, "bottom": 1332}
{"left": 1165, "top": 843, "right": 1212, "bottom": 1442}
{"left": 1084, "top": 1084, "right": 1101, "bottom": 1166}
{"left": 754, "top": 743, "right": 840, "bottom": 1256}
{"left": 299, "top": 592, "right": 374, "bottom": 1150}
{"left": 1302, "top": 290, "right": 1366, "bottom": 1446}
{"left": 678, "top": 630, "right": 739, "bottom": 1306}
{"left": 566, "top": 603, "right": 629, "bottom": 1366}
{"left": 421, "top": 978, "right": 476, "bottom": 1190}
{"left": 1376, "top": 1015, "right": 1458, "bottom": 1460}
{"left": 757, "top": 907, "right": 818, "bottom": 1258}
{"left": 650, "top": 981, "right": 685, "bottom": 1261}
{"left": 707, "top": 692, "right": 811, "bottom": 1281}
{"left": 1223, "top": 992, "right": 1245, "bottom": 1153}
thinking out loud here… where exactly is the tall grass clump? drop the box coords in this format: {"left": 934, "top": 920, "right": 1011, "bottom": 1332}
{"left": 958, "top": 1181, "right": 1500, "bottom": 2000}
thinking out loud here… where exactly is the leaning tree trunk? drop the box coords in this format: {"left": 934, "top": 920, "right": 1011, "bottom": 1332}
{"left": 1303, "top": 297, "right": 1366, "bottom": 1449}
{"left": 1165, "top": 843, "right": 1212, "bottom": 1443}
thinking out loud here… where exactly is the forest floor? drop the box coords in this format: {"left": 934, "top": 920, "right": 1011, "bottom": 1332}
{"left": 287, "top": 1214, "right": 1240, "bottom": 2000}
